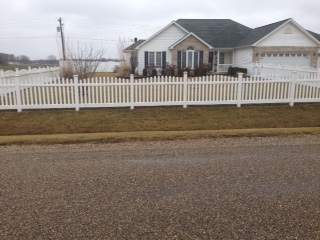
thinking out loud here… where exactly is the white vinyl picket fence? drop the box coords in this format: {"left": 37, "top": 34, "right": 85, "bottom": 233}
{"left": 248, "top": 63, "right": 320, "bottom": 76}
{"left": 0, "top": 72, "right": 319, "bottom": 112}
{"left": 0, "top": 66, "right": 60, "bottom": 98}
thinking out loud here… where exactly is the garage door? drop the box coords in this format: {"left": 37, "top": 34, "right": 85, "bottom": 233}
{"left": 259, "top": 53, "right": 311, "bottom": 67}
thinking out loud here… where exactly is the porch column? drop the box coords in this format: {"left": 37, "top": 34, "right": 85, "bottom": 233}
{"left": 217, "top": 51, "right": 220, "bottom": 73}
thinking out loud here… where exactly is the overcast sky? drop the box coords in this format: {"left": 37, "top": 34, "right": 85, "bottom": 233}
{"left": 1, "top": 0, "right": 320, "bottom": 60}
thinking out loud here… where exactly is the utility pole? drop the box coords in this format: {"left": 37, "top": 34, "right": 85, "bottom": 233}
{"left": 57, "top": 18, "right": 66, "bottom": 60}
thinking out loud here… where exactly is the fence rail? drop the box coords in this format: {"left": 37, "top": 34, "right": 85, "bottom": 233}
{"left": 0, "top": 72, "right": 319, "bottom": 112}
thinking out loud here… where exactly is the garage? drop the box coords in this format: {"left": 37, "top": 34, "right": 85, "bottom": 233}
{"left": 259, "top": 53, "right": 311, "bottom": 67}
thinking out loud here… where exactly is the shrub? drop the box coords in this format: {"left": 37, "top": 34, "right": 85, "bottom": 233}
{"left": 194, "top": 67, "right": 199, "bottom": 76}
{"left": 228, "top": 67, "right": 247, "bottom": 76}
{"left": 143, "top": 68, "right": 147, "bottom": 77}
{"left": 152, "top": 68, "right": 157, "bottom": 77}
{"left": 60, "top": 61, "right": 74, "bottom": 79}
{"left": 198, "top": 64, "right": 210, "bottom": 76}
{"left": 116, "top": 64, "right": 131, "bottom": 77}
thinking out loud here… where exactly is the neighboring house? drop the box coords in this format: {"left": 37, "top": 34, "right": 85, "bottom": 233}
{"left": 124, "top": 18, "right": 320, "bottom": 75}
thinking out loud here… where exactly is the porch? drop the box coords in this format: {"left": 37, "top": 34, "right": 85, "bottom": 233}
{"left": 209, "top": 50, "right": 233, "bottom": 73}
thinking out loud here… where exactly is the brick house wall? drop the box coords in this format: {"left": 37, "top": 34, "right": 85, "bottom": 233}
{"left": 172, "top": 35, "right": 210, "bottom": 67}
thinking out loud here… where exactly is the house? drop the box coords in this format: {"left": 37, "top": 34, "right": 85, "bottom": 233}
{"left": 124, "top": 18, "right": 320, "bottom": 75}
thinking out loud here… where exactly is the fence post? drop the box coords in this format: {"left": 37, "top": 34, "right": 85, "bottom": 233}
{"left": 182, "top": 71, "right": 188, "bottom": 108}
{"left": 130, "top": 74, "right": 134, "bottom": 110}
{"left": 74, "top": 75, "right": 80, "bottom": 111}
{"left": 15, "top": 73, "right": 22, "bottom": 112}
{"left": 237, "top": 72, "right": 244, "bottom": 107}
{"left": 289, "top": 71, "right": 297, "bottom": 106}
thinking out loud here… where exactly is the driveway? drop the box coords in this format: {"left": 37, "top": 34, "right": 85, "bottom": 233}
{"left": 0, "top": 136, "right": 319, "bottom": 239}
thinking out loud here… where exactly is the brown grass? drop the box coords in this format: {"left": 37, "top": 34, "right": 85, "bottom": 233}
{"left": 1, "top": 127, "right": 319, "bottom": 145}
{"left": 0, "top": 103, "right": 319, "bottom": 136}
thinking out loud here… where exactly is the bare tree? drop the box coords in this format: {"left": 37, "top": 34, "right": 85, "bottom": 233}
{"left": 47, "top": 55, "right": 57, "bottom": 64}
{"left": 130, "top": 50, "right": 138, "bottom": 74}
{"left": 116, "top": 37, "right": 131, "bottom": 77}
{"left": 60, "top": 42, "right": 107, "bottom": 79}
{"left": 16, "top": 55, "right": 30, "bottom": 64}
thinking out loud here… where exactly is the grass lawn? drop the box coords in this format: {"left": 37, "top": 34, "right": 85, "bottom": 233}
{"left": 0, "top": 103, "right": 319, "bottom": 136}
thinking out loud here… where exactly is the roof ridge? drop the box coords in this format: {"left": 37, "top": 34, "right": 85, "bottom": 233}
{"left": 252, "top": 18, "right": 291, "bottom": 30}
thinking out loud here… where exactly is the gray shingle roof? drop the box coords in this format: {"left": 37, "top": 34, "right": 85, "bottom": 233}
{"left": 124, "top": 40, "right": 145, "bottom": 51}
{"left": 235, "top": 19, "right": 290, "bottom": 47}
{"left": 125, "top": 19, "right": 320, "bottom": 51}
{"left": 175, "top": 19, "right": 252, "bottom": 48}
{"left": 307, "top": 30, "right": 320, "bottom": 42}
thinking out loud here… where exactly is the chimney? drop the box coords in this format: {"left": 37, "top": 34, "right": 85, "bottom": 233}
{"left": 134, "top": 37, "right": 138, "bottom": 42}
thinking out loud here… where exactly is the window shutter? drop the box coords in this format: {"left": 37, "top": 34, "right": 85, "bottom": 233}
{"left": 162, "top": 51, "right": 166, "bottom": 69}
{"left": 178, "top": 51, "right": 182, "bottom": 69}
{"left": 199, "top": 51, "right": 204, "bottom": 65}
{"left": 144, "top": 51, "right": 149, "bottom": 68}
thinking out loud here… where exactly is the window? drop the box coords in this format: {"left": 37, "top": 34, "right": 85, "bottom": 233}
{"left": 279, "top": 54, "right": 284, "bottom": 57}
{"left": 303, "top": 53, "right": 308, "bottom": 57}
{"left": 148, "top": 51, "right": 162, "bottom": 68}
{"left": 180, "top": 47, "right": 200, "bottom": 68}
{"left": 273, "top": 54, "right": 278, "bottom": 57}
{"left": 318, "top": 53, "right": 320, "bottom": 58}
{"left": 187, "top": 51, "right": 193, "bottom": 68}
{"left": 267, "top": 54, "right": 271, "bottom": 57}
{"left": 291, "top": 54, "right": 296, "bottom": 57}
{"left": 194, "top": 51, "right": 199, "bottom": 68}
{"left": 156, "top": 52, "right": 162, "bottom": 68}
{"left": 219, "top": 53, "right": 225, "bottom": 64}
{"left": 285, "top": 54, "right": 290, "bottom": 57}
{"left": 261, "top": 54, "right": 265, "bottom": 57}
{"left": 297, "top": 54, "right": 302, "bottom": 57}
{"left": 149, "top": 52, "right": 154, "bottom": 66}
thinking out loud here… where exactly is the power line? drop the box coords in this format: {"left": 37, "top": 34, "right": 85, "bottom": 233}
{"left": 0, "top": 37, "right": 55, "bottom": 39}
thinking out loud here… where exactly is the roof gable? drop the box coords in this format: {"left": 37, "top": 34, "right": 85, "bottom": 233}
{"left": 134, "top": 21, "right": 189, "bottom": 49}
{"left": 236, "top": 18, "right": 320, "bottom": 47}
{"left": 169, "top": 32, "right": 212, "bottom": 49}
{"left": 235, "top": 19, "right": 290, "bottom": 47}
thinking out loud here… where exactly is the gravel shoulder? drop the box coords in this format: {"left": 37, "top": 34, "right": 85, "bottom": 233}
{"left": 0, "top": 136, "right": 319, "bottom": 239}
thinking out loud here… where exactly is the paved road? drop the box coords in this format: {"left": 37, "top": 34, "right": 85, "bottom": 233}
{"left": 0, "top": 136, "right": 320, "bottom": 239}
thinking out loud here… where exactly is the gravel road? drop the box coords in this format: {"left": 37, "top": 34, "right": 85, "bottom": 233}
{"left": 0, "top": 135, "right": 320, "bottom": 239}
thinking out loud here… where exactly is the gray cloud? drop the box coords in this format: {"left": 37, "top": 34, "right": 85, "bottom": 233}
{"left": 1, "top": 0, "right": 320, "bottom": 60}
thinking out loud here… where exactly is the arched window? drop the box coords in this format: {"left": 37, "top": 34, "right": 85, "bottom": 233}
{"left": 181, "top": 47, "right": 200, "bottom": 68}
